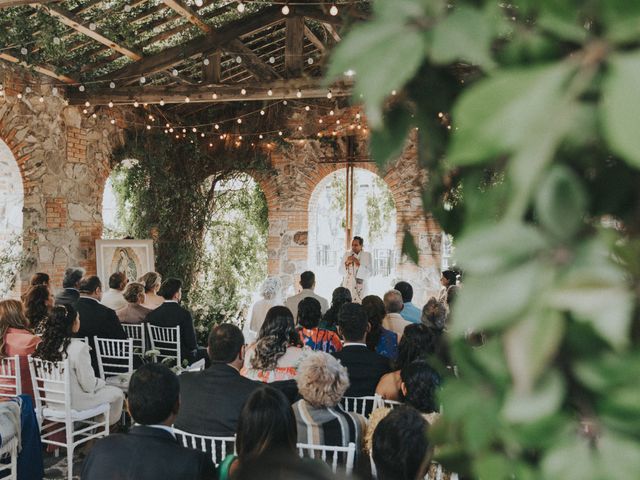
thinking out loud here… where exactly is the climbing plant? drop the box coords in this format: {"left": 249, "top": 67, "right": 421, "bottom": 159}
{"left": 329, "top": 0, "right": 640, "bottom": 478}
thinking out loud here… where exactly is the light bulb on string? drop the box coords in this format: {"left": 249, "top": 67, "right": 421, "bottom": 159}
{"left": 307, "top": 57, "right": 314, "bottom": 65}
{"left": 305, "top": 105, "right": 310, "bottom": 111}
{"left": 220, "top": 135, "right": 224, "bottom": 140}
{"left": 237, "top": 118, "right": 242, "bottom": 124}
{"left": 108, "top": 101, "right": 114, "bottom": 108}
{"left": 192, "top": 127, "right": 197, "bottom": 133}
{"left": 260, "top": 110, "right": 265, "bottom": 115}
{"left": 203, "top": 58, "right": 210, "bottom": 66}
{"left": 160, "top": 99, "right": 165, "bottom": 106}
{"left": 182, "top": 129, "right": 187, "bottom": 133}
{"left": 259, "top": 134, "right": 263, "bottom": 139}
{"left": 146, "top": 125, "right": 151, "bottom": 130}
{"left": 39, "top": 96, "right": 44, "bottom": 103}
{"left": 110, "top": 82, "right": 115, "bottom": 89}
{"left": 110, "top": 119, "right": 116, "bottom": 124}
{"left": 194, "top": 0, "right": 203, "bottom": 6}
{"left": 79, "top": 85, "right": 85, "bottom": 92}
{"left": 169, "top": 128, "right": 174, "bottom": 133}
{"left": 25, "top": 87, "right": 32, "bottom": 94}
{"left": 326, "top": 90, "right": 332, "bottom": 99}
{"left": 214, "top": 124, "right": 220, "bottom": 130}
{"left": 212, "top": 92, "right": 218, "bottom": 99}
{"left": 53, "top": 37, "right": 61, "bottom": 45}
{"left": 133, "top": 101, "right": 139, "bottom": 107}
{"left": 283, "top": 100, "right": 288, "bottom": 105}
{"left": 172, "top": 69, "right": 179, "bottom": 76}
{"left": 209, "top": 143, "right": 213, "bottom": 147}
{"left": 240, "top": 88, "right": 247, "bottom": 95}
{"left": 319, "top": 119, "right": 323, "bottom": 124}
{"left": 139, "top": 76, "right": 146, "bottom": 84}
{"left": 296, "top": 89, "right": 302, "bottom": 98}
{"left": 329, "top": 110, "right": 334, "bottom": 115}
{"left": 237, "top": 1, "right": 245, "bottom": 12}
{"left": 278, "top": 131, "right": 283, "bottom": 136}
{"left": 83, "top": 109, "right": 88, "bottom": 114}
{"left": 89, "top": 23, "right": 97, "bottom": 31}
{"left": 52, "top": 87, "right": 58, "bottom": 96}
{"left": 297, "top": 126, "right": 303, "bottom": 131}
{"left": 84, "top": 101, "right": 90, "bottom": 107}
{"left": 330, "top": 4, "right": 338, "bottom": 16}
{"left": 267, "top": 89, "right": 273, "bottom": 96}
{"left": 124, "top": 4, "right": 131, "bottom": 12}
{"left": 235, "top": 56, "right": 242, "bottom": 64}
{"left": 201, "top": 133, "right": 205, "bottom": 138}
{"left": 20, "top": 47, "right": 27, "bottom": 55}
{"left": 185, "top": 96, "right": 190, "bottom": 103}
{"left": 268, "top": 56, "right": 275, "bottom": 64}
{"left": 238, "top": 135, "right": 243, "bottom": 140}
{"left": 281, "top": 4, "right": 290, "bottom": 15}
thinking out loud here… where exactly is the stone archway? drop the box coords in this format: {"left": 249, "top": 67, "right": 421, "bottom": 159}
{"left": 0, "top": 138, "right": 24, "bottom": 295}
{"left": 254, "top": 138, "right": 443, "bottom": 304}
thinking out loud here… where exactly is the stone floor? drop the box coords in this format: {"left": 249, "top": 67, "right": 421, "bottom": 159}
{"left": 43, "top": 449, "right": 84, "bottom": 480}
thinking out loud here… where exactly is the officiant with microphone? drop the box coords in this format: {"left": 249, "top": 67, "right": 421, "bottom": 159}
{"left": 339, "top": 236, "right": 373, "bottom": 303}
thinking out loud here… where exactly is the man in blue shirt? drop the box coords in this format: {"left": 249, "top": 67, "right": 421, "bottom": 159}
{"left": 395, "top": 281, "right": 421, "bottom": 324}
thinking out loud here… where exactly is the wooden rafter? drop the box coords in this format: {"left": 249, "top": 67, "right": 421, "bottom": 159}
{"left": 68, "top": 79, "right": 352, "bottom": 105}
{"left": 0, "top": 52, "right": 76, "bottom": 83}
{"left": 203, "top": 51, "right": 221, "bottom": 83}
{"left": 35, "top": 4, "right": 144, "bottom": 61}
{"left": 304, "top": 24, "right": 326, "bottom": 53}
{"left": 226, "top": 38, "right": 281, "bottom": 81}
{"left": 101, "top": 6, "right": 284, "bottom": 80}
{"left": 161, "top": 0, "right": 211, "bottom": 33}
{"left": 285, "top": 17, "right": 304, "bottom": 78}
{"left": 0, "top": 0, "right": 56, "bottom": 8}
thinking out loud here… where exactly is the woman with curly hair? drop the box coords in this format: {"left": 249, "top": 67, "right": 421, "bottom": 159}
{"left": 318, "top": 287, "right": 352, "bottom": 332}
{"left": 0, "top": 299, "right": 41, "bottom": 399}
{"left": 22, "top": 284, "right": 54, "bottom": 333}
{"left": 292, "top": 352, "right": 365, "bottom": 451}
{"left": 241, "top": 306, "right": 306, "bottom": 383}
{"left": 361, "top": 295, "right": 398, "bottom": 361}
{"left": 375, "top": 323, "right": 440, "bottom": 401}
{"left": 297, "top": 297, "right": 342, "bottom": 353}
{"left": 35, "top": 304, "right": 124, "bottom": 425}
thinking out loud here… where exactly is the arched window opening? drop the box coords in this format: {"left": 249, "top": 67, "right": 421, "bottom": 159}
{"left": 0, "top": 139, "right": 24, "bottom": 296}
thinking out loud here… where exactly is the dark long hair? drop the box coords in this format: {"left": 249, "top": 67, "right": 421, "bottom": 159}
{"left": 236, "top": 387, "right": 297, "bottom": 463}
{"left": 34, "top": 305, "right": 77, "bottom": 363}
{"left": 394, "top": 324, "right": 439, "bottom": 371}
{"left": 362, "top": 295, "right": 385, "bottom": 351}
{"left": 252, "top": 306, "right": 300, "bottom": 370}
{"left": 22, "top": 285, "right": 51, "bottom": 332}
{"left": 321, "top": 287, "right": 352, "bottom": 330}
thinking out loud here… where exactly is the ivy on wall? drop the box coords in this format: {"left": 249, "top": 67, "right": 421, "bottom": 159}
{"left": 329, "top": 0, "right": 640, "bottom": 478}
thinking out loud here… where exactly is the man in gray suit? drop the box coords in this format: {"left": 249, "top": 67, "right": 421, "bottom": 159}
{"left": 285, "top": 271, "right": 329, "bottom": 322}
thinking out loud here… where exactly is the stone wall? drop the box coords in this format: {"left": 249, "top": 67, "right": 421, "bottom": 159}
{"left": 254, "top": 131, "right": 442, "bottom": 305}
{"left": 0, "top": 66, "right": 123, "bottom": 289}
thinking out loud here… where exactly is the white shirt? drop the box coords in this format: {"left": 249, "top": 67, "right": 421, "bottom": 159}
{"left": 101, "top": 289, "right": 128, "bottom": 311}
{"left": 339, "top": 250, "right": 372, "bottom": 281}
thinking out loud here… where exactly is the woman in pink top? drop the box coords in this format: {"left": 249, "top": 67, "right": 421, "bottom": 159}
{"left": 0, "top": 299, "right": 41, "bottom": 400}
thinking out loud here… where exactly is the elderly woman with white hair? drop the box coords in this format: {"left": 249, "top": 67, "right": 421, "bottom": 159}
{"left": 292, "top": 352, "right": 366, "bottom": 451}
{"left": 248, "top": 277, "right": 282, "bottom": 334}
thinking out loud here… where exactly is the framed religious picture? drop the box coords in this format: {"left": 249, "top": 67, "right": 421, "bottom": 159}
{"left": 96, "top": 239, "right": 155, "bottom": 286}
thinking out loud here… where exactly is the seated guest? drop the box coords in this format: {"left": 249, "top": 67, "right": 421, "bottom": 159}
{"left": 248, "top": 277, "right": 282, "bottom": 334}
{"left": 35, "top": 305, "right": 124, "bottom": 425}
{"left": 286, "top": 271, "right": 329, "bottom": 320}
{"left": 175, "top": 324, "right": 261, "bottom": 435}
{"left": 82, "top": 364, "right": 215, "bottom": 480}
{"left": 219, "top": 386, "right": 297, "bottom": 479}
{"left": 376, "top": 324, "right": 439, "bottom": 401}
{"left": 75, "top": 275, "right": 127, "bottom": 375}
{"left": 332, "top": 303, "right": 389, "bottom": 397}
{"left": 293, "top": 352, "right": 365, "bottom": 450}
{"left": 381, "top": 289, "right": 411, "bottom": 341}
{"left": 0, "top": 299, "right": 41, "bottom": 400}
{"left": 421, "top": 298, "right": 451, "bottom": 365}
{"left": 372, "top": 406, "right": 432, "bottom": 480}
{"left": 54, "top": 266, "right": 85, "bottom": 307}
{"left": 29, "top": 272, "right": 50, "bottom": 287}
{"left": 235, "top": 452, "right": 335, "bottom": 480}
{"left": 116, "top": 282, "right": 151, "bottom": 324}
{"left": 242, "top": 306, "right": 306, "bottom": 383}
{"left": 437, "top": 270, "right": 458, "bottom": 303}
{"left": 145, "top": 278, "right": 203, "bottom": 366}
{"left": 138, "top": 272, "right": 164, "bottom": 310}
{"left": 319, "top": 287, "right": 351, "bottom": 333}
{"left": 297, "top": 297, "right": 342, "bottom": 353}
{"left": 395, "top": 281, "right": 421, "bottom": 324}
{"left": 22, "top": 284, "right": 53, "bottom": 333}
{"left": 362, "top": 295, "right": 398, "bottom": 361}
{"left": 101, "top": 272, "right": 128, "bottom": 311}
{"left": 366, "top": 360, "right": 442, "bottom": 453}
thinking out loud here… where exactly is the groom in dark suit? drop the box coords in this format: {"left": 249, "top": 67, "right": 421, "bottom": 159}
{"left": 82, "top": 364, "right": 215, "bottom": 480}
{"left": 145, "top": 278, "right": 205, "bottom": 365}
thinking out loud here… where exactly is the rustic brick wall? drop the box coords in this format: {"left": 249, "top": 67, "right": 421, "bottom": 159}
{"left": 0, "top": 66, "right": 123, "bottom": 291}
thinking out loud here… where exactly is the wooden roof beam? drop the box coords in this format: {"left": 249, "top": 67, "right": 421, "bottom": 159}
{"left": 161, "top": 0, "right": 211, "bottom": 33}
{"left": 0, "top": 0, "right": 55, "bottom": 8}
{"left": 101, "top": 6, "right": 284, "bottom": 80}
{"left": 34, "top": 4, "right": 144, "bottom": 61}
{"left": 0, "top": 52, "right": 76, "bottom": 84}
{"left": 68, "top": 79, "right": 352, "bottom": 105}
{"left": 304, "top": 24, "right": 326, "bottom": 53}
{"left": 285, "top": 16, "right": 304, "bottom": 78}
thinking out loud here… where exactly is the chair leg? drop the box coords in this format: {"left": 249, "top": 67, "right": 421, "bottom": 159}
{"left": 67, "top": 444, "right": 75, "bottom": 480}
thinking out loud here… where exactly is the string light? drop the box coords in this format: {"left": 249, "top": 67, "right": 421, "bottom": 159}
{"left": 124, "top": 4, "right": 131, "bottom": 12}
{"left": 160, "top": 99, "right": 165, "bottom": 106}
{"left": 237, "top": 118, "right": 242, "bottom": 124}
{"left": 25, "top": 87, "right": 32, "bottom": 94}
{"left": 89, "top": 23, "right": 97, "bottom": 31}
{"left": 269, "top": 56, "right": 275, "bottom": 64}
{"left": 278, "top": 131, "right": 283, "bottom": 136}
{"left": 212, "top": 93, "right": 218, "bottom": 99}
{"left": 214, "top": 124, "right": 220, "bottom": 129}
{"left": 108, "top": 101, "right": 114, "bottom": 108}
{"left": 146, "top": 125, "right": 151, "bottom": 130}
{"left": 139, "top": 76, "right": 146, "bottom": 84}
{"left": 330, "top": 4, "right": 338, "bottom": 15}
{"left": 259, "top": 134, "right": 263, "bottom": 139}
{"left": 329, "top": 110, "right": 334, "bottom": 115}
{"left": 83, "top": 109, "right": 88, "bottom": 114}
{"left": 260, "top": 110, "right": 265, "bottom": 115}
{"left": 203, "top": 58, "right": 210, "bottom": 66}
{"left": 192, "top": 127, "right": 197, "bottom": 133}
{"left": 172, "top": 69, "right": 179, "bottom": 76}
{"left": 110, "top": 119, "right": 115, "bottom": 124}
{"left": 305, "top": 105, "right": 310, "bottom": 111}
{"left": 38, "top": 96, "right": 44, "bottom": 103}
{"left": 240, "top": 88, "right": 247, "bottom": 95}
{"left": 237, "top": 1, "right": 245, "bottom": 12}
{"left": 110, "top": 82, "right": 116, "bottom": 89}
{"left": 133, "top": 101, "right": 139, "bottom": 107}
{"left": 79, "top": 85, "right": 85, "bottom": 92}
{"left": 281, "top": 4, "right": 290, "bottom": 15}
{"left": 307, "top": 57, "right": 314, "bottom": 65}
{"left": 194, "top": 0, "right": 203, "bottom": 6}
{"left": 326, "top": 90, "right": 332, "bottom": 99}
{"left": 53, "top": 37, "right": 60, "bottom": 45}
{"left": 84, "top": 101, "right": 91, "bottom": 107}
{"left": 296, "top": 89, "right": 302, "bottom": 98}
{"left": 20, "top": 47, "right": 27, "bottom": 55}
{"left": 52, "top": 87, "right": 58, "bottom": 96}
{"left": 235, "top": 56, "right": 242, "bottom": 64}
{"left": 267, "top": 89, "right": 273, "bottom": 96}
{"left": 185, "top": 96, "right": 190, "bottom": 103}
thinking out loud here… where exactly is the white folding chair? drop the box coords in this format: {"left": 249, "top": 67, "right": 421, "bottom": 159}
{"left": 0, "top": 434, "right": 18, "bottom": 479}
{"left": 340, "top": 395, "right": 382, "bottom": 417}
{"left": 29, "top": 356, "right": 109, "bottom": 480}
{"left": 381, "top": 398, "right": 402, "bottom": 410}
{"left": 146, "top": 324, "right": 181, "bottom": 367}
{"left": 174, "top": 428, "right": 236, "bottom": 466}
{"left": 122, "top": 323, "right": 145, "bottom": 356}
{"left": 0, "top": 355, "right": 21, "bottom": 399}
{"left": 95, "top": 337, "right": 134, "bottom": 380}
{"left": 297, "top": 442, "right": 356, "bottom": 474}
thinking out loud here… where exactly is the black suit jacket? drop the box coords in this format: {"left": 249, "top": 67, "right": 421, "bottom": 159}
{"left": 175, "top": 363, "right": 261, "bottom": 436}
{"left": 75, "top": 297, "right": 127, "bottom": 375}
{"left": 54, "top": 288, "right": 80, "bottom": 308}
{"left": 332, "top": 345, "right": 390, "bottom": 397}
{"left": 81, "top": 426, "right": 215, "bottom": 480}
{"left": 146, "top": 302, "right": 198, "bottom": 363}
